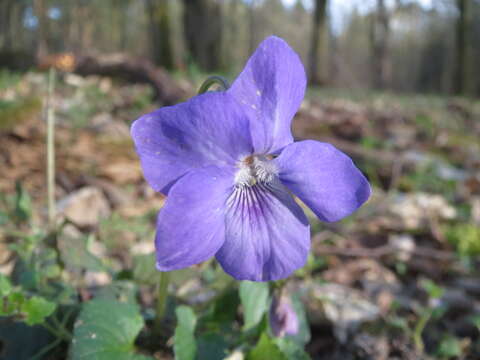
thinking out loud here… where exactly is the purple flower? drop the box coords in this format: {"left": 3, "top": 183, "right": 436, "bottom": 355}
{"left": 131, "top": 36, "right": 370, "bottom": 281}
{"left": 269, "top": 294, "right": 299, "bottom": 337}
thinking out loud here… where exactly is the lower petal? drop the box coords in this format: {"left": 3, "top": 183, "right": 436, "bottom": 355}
{"left": 215, "top": 181, "right": 310, "bottom": 281}
{"left": 155, "top": 166, "right": 233, "bottom": 271}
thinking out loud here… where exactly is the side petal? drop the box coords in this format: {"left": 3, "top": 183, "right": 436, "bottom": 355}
{"left": 216, "top": 182, "right": 310, "bottom": 281}
{"left": 274, "top": 140, "right": 371, "bottom": 222}
{"left": 155, "top": 166, "right": 233, "bottom": 271}
{"left": 131, "top": 92, "right": 253, "bottom": 194}
{"left": 228, "top": 36, "right": 306, "bottom": 154}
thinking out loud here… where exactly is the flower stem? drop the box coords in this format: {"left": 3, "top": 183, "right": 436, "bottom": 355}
{"left": 154, "top": 271, "right": 170, "bottom": 333}
{"left": 198, "top": 75, "right": 230, "bottom": 94}
{"left": 413, "top": 308, "right": 432, "bottom": 354}
{"left": 46, "top": 67, "right": 56, "bottom": 230}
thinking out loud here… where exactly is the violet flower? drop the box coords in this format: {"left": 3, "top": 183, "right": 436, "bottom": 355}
{"left": 269, "top": 294, "right": 299, "bottom": 338}
{"left": 131, "top": 36, "right": 370, "bottom": 281}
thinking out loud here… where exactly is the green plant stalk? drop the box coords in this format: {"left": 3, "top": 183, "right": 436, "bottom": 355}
{"left": 413, "top": 308, "right": 433, "bottom": 354}
{"left": 198, "top": 75, "right": 230, "bottom": 94}
{"left": 31, "top": 337, "right": 62, "bottom": 360}
{"left": 154, "top": 271, "right": 170, "bottom": 332}
{"left": 46, "top": 67, "right": 56, "bottom": 229}
{"left": 41, "top": 321, "right": 70, "bottom": 341}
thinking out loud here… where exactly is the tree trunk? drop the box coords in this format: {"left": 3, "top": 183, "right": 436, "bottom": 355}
{"left": 308, "top": 0, "right": 328, "bottom": 85}
{"left": 146, "top": 0, "right": 174, "bottom": 69}
{"left": 248, "top": 0, "right": 258, "bottom": 55}
{"left": 33, "top": 0, "right": 49, "bottom": 61}
{"left": 220, "top": 0, "right": 237, "bottom": 71}
{"left": 455, "top": 0, "right": 474, "bottom": 95}
{"left": 370, "top": 0, "right": 390, "bottom": 89}
{"left": 0, "top": 0, "right": 12, "bottom": 50}
{"left": 183, "top": 0, "right": 222, "bottom": 71}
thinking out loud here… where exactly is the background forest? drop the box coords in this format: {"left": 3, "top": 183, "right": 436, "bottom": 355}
{"left": 1, "top": 0, "right": 479, "bottom": 95}
{"left": 1, "top": 1, "right": 480, "bottom": 360}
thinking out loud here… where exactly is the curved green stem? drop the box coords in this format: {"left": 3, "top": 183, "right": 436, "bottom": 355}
{"left": 413, "top": 308, "right": 432, "bottom": 354}
{"left": 41, "top": 321, "right": 70, "bottom": 341}
{"left": 154, "top": 271, "right": 170, "bottom": 333}
{"left": 31, "top": 337, "right": 62, "bottom": 360}
{"left": 198, "top": 75, "right": 230, "bottom": 94}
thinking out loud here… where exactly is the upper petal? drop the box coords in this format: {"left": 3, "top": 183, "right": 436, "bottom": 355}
{"left": 216, "top": 181, "right": 310, "bottom": 281}
{"left": 228, "top": 36, "right": 306, "bottom": 154}
{"left": 155, "top": 166, "right": 234, "bottom": 271}
{"left": 274, "top": 140, "right": 371, "bottom": 222}
{"left": 131, "top": 92, "right": 253, "bottom": 194}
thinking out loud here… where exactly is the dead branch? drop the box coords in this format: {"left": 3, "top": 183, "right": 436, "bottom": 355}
{"left": 71, "top": 53, "right": 188, "bottom": 105}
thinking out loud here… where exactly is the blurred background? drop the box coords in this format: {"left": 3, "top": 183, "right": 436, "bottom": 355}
{"left": 1, "top": 0, "right": 480, "bottom": 94}
{"left": 0, "top": 1, "right": 480, "bottom": 359}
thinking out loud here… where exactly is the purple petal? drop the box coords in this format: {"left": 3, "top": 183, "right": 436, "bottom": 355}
{"left": 131, "top": 92, "right": 253, "bottom": 194}
{"left": 155, "top": 166, "right": 234, "bottom": 271}
{"left": 228, "top": 36, "right": 306, "bottom": 154}
{"left": 274, "top": 140, "right": 371, "bottom": 222}
{"left": 269, "top": 295, "right": 299, "bottom": 337}
{"left": 215, "top": 181, "right": 310, "bottom": 281}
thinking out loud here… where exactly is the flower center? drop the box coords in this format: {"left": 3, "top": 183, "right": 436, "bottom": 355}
{"left": 234, "top": 154, "right": 278, "bottom": 187}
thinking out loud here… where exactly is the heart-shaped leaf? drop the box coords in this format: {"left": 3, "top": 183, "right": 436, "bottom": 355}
{"left": 248, "top": 333, "right": 287, "bottom": 360}
{"left": 174, "top": 305, "right": 197, "bottom": 360}
{"left": 239, "top": 281, "right": 269, "bottom": 331}
{"left": 21, "top": 296, "right": 56, "bottom": 326}
{"left": 70, "top": 299, "right": 151, "bottom": 360}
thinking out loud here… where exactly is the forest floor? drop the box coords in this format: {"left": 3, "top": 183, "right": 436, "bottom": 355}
{"left": 0, "top": 70, "right": 479, "bottom": 360}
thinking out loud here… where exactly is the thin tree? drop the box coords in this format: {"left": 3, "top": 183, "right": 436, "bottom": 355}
{"left": 34, "top": 0, "right": 49, "bottom": 61}
{"left": 183, "top": 0, "right": 222, "bottom": 71}
{"left": 146, "top": 0, "right": 174, "bottom": 69}
{"left": 370, "top": 0, "right": 390, "bottom": 89}
{"left": 308, "top": 0, "right": 328, "bottom": 85}
{"left": 455, "top": 0, "right": 474, "bottom": 95}
{"left": 248, "top": 0, "right": 258, "bottom": 55}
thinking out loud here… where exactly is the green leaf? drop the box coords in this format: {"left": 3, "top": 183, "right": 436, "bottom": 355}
{"left": 132, "top": 254, "right": 157, "bottom": 285}
{"left": 274, "top": 338, "right": 311, "bottom": 360}
{"left": 70, "top": 299, "right": 151, "bottom": 360}
{"left": 174, "top": 305, "right": 197, "bottom": 360}
{"left": 471, "top": 314, "right": 480, "bottom": 330}
{"left": 21, "top": 296, "right": 57, "bottom": 326}
{"left": 1, "top": 290, "right": 26, "bottom": 316}
{"left": 420, "top": 279, "right": 444, "bottom": 299}
{"left": 212, "top": 287, "right": 239, "bottom": 326}
{"left": 248, "top": 333, "right": 287, "bottom": 360}
{"left": 196, "top": 333, "right": 228, "bottom": 360}
{"left": 0, "top": 210, "right": 8, "bottom": 225}
{"left": 239, "top": 281, "right": 269, "bottom": 331}
{"left": 435, "top": 335, "right": 462, "bottom": 358}
{"left": 0, "top": 274, "right": 12, "bottom": 297}
{"left": 60, "top": 234, "right": 105, "bottom": 272}
{"left": 95, "top": 281, "right": 138, "bottom": 304}
{"left": 14, "top": 182, "right": 32, "bottom": 222}
{"left": 7, "top": 291, "right": 25, "bottom": 313}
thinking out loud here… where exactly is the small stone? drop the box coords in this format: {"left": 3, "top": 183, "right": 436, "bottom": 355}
{"left": 131, "top": 241, "right": 155, "bottom": 255}
{"left": 389, "top": 234, "right": 415, "bottom": 261}
{"left": 84, "top": 271, "right": 111, "bottom": 287}
{"left": 56, "top": 186, "right": 111, "bottom": 228}
{"left": 389, "top": 192, "right": 456, "bottom": 230}
{"left": 306, "top": 282, "right": 380, "bottom": 343}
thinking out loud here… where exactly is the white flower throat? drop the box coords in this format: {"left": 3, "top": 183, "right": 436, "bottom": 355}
{"left": 234, "top": 154, "right": 278, "bottom": 187}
